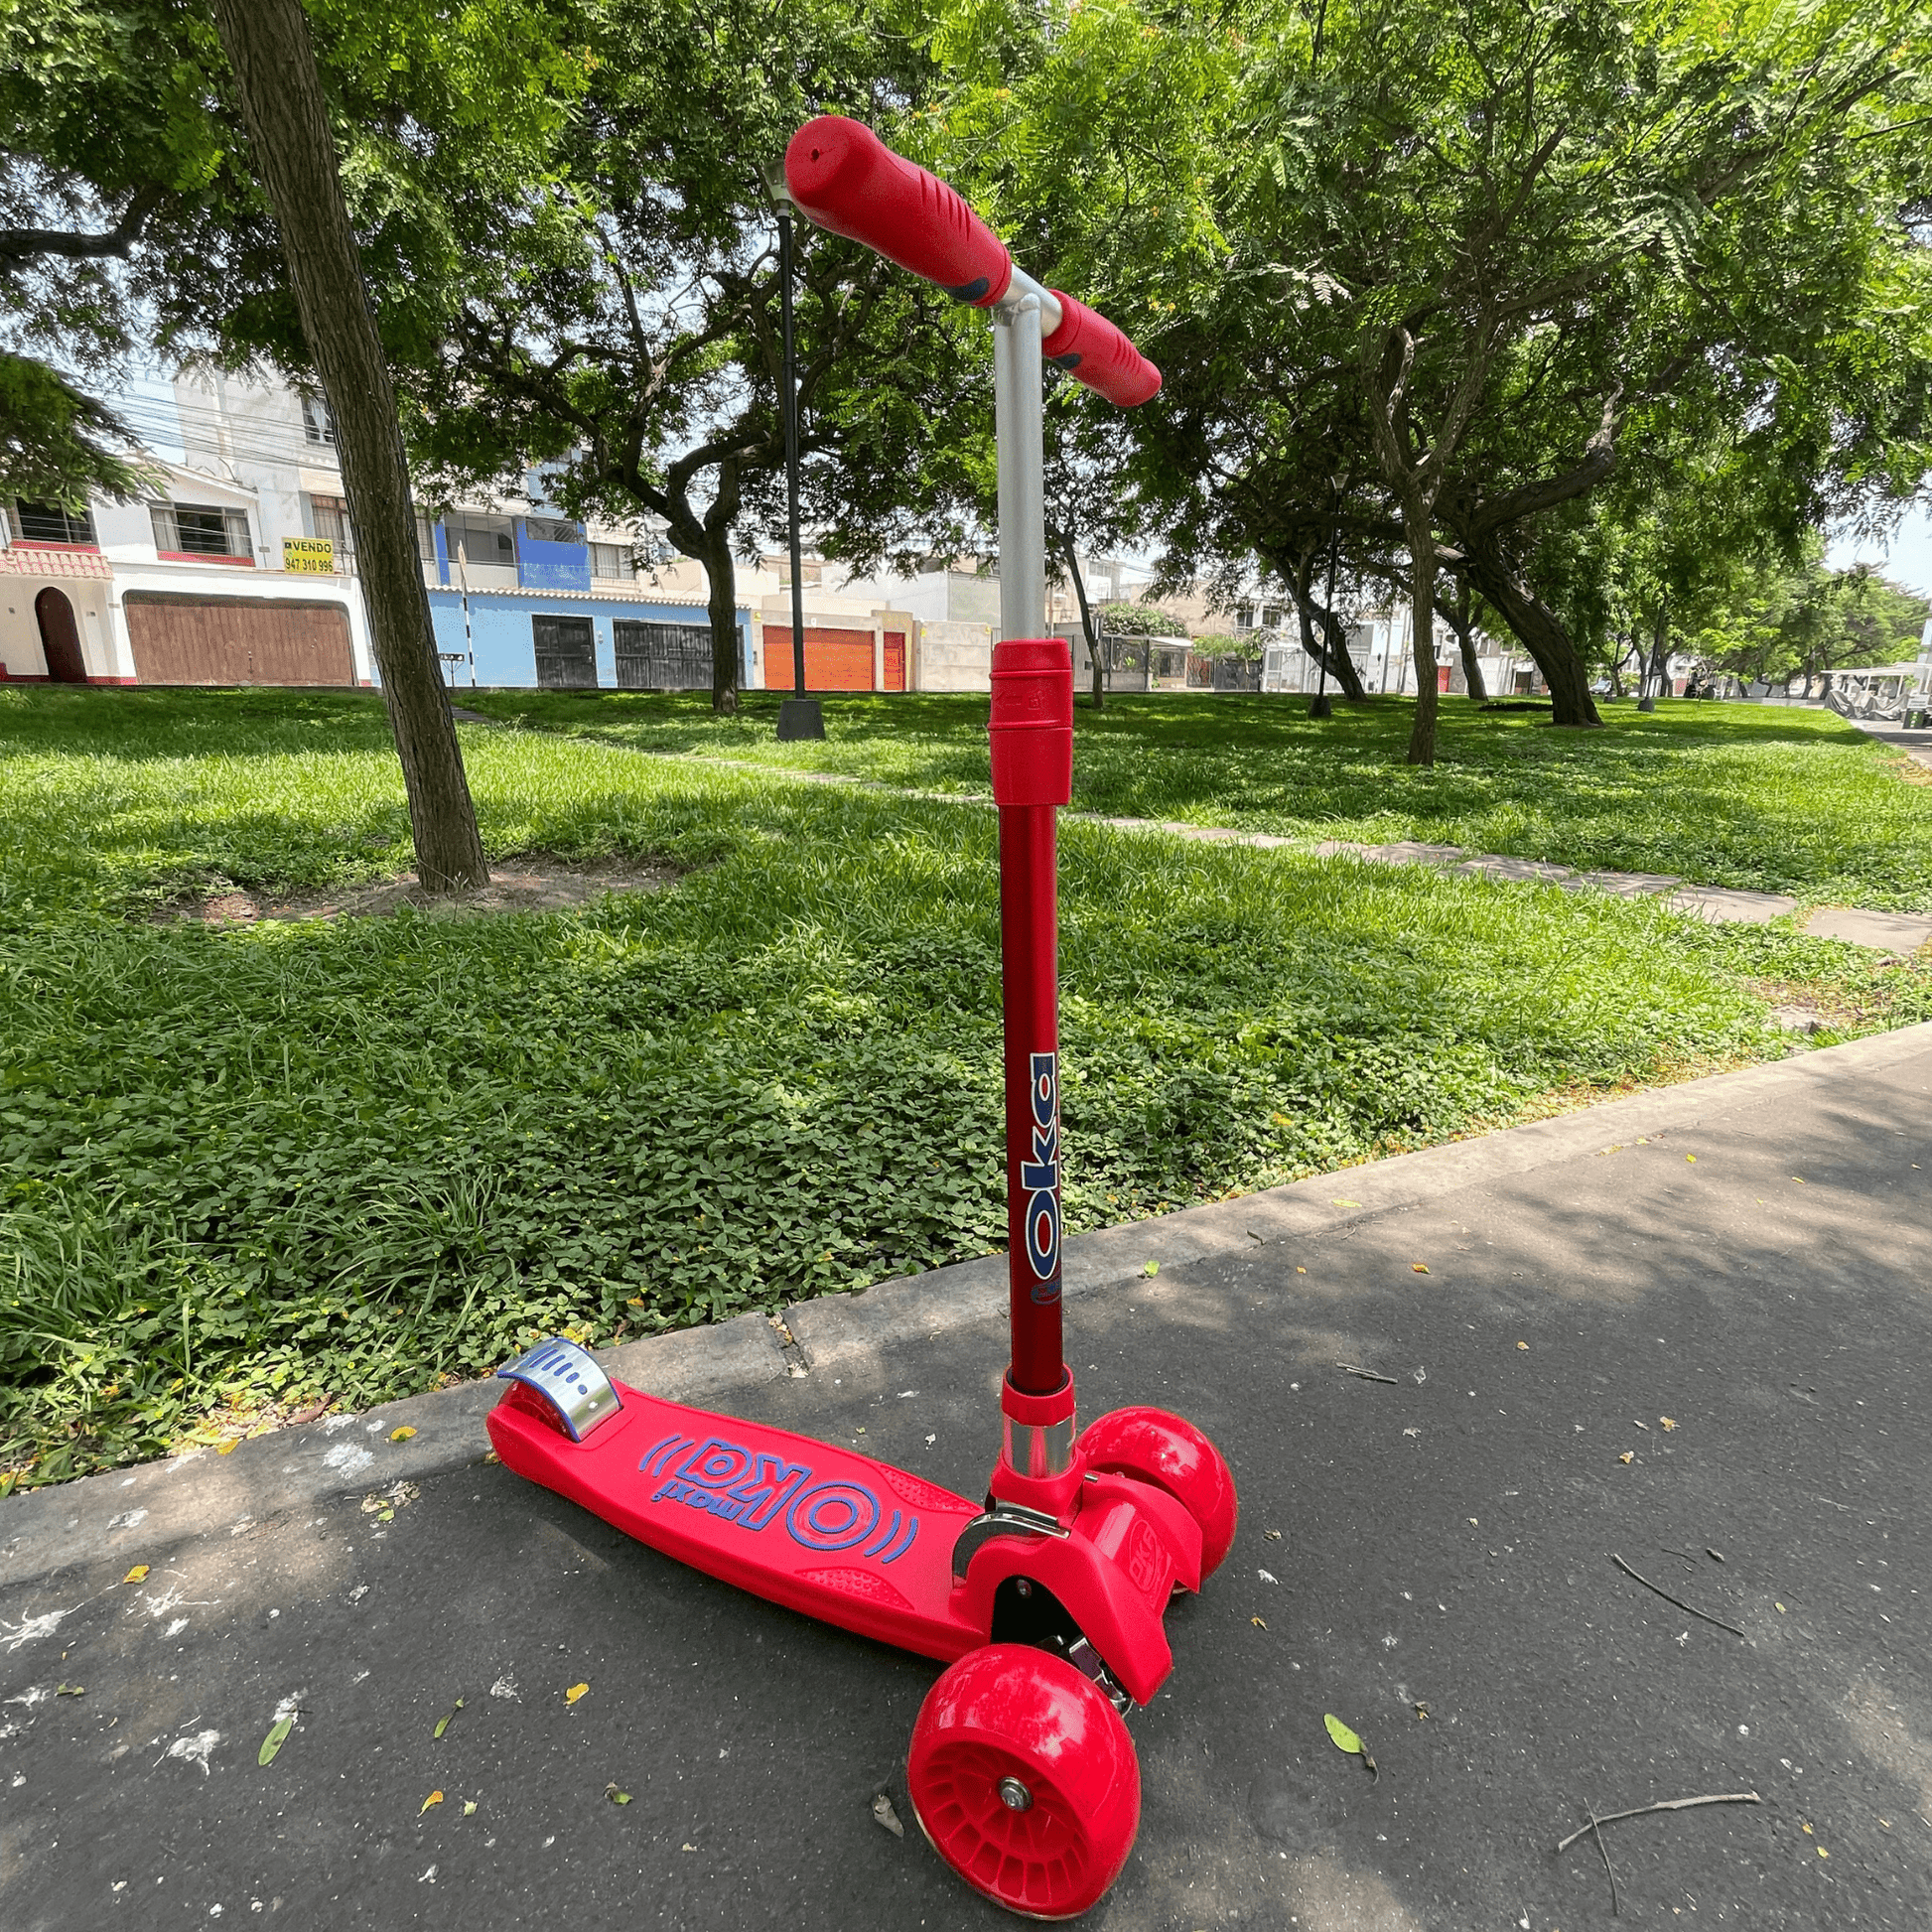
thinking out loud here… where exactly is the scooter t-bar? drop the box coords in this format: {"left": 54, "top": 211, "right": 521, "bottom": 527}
{"left": 785, "top": 117, "right": 1161, "bottom": 1413}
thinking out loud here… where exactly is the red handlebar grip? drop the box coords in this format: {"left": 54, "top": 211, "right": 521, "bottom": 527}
{"left": 785, "top": 115, "right": 1013, "bottom": 308}
{"left": 1042, "top": 291, "right": 1162, "bottom": 408}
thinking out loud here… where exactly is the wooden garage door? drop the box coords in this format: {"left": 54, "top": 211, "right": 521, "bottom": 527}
{"left": 125, "top": 594, "right": 354, "bottom": 685}
{"left": 761, "top": 624, "right": 875, "bottom": 691}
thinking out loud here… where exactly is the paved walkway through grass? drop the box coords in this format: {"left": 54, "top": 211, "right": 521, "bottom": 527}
{"left": 452, "top": 709, "right": 1932, "bottom": 953}
{"left": 4, "top": 1024, "right": 1928, "bottom": 1930}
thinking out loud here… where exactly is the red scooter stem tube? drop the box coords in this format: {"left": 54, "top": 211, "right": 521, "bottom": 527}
{"left": 785, "top": 115, "right": 1013, "bottom": 307}
{"left": 990, "top": 640, "right": 1074, "bottom": 1396}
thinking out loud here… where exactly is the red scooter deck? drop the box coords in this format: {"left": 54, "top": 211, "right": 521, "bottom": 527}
{"left": 489, "top": 1376, "right": 988, "bottom": 1664}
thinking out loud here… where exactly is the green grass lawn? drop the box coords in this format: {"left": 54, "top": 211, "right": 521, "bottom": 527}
{"left": 463, "top": 687, "right": 1932, "bottom": 911}
{"left": 3, "top": 684, "right": 1926, "bottom": 1488}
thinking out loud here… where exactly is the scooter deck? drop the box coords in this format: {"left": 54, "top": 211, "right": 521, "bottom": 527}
{"left": 488, "top": 1374, "right": 987, "bottom": 1663}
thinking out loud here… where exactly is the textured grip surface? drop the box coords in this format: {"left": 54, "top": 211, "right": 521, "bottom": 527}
{"left": 1042, "top": 291, "right": 1163, "bottom": 408}
{"left": 785, "top": 114, "right": 1012, "bottom": 306}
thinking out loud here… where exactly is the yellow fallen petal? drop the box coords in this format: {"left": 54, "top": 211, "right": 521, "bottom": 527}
{"left": 1412, "top": 1264, "right": 1429, "bottom": 1274}
{"left": 1332, "top": 1198, "right": 1360, "bottom": 1207}
{"left": 390, "top": 1426, "right": 417, "bottom": 1442}
{"left": 1296, "top": 1266, "right": 1307, "bottom": 1273}
{"left": 122, "top": 1566, "right": 149, "bottom": 1585}
{"left": 1618, "top": 1450, "right": 1635, "bottom": 1464}
{"left": 1818, "top": 1848, "right": 1829, "bottom": 1859}
{"left": 1659, "top": 1417, "right": 1677, "bottom": 1431}
{"left": 1251, "top": 1616, "right": 1268, "bottom": 1630}
{"left": 1802, "top": 1823, "right": 1813, "bottom": 1835}
{"left": 217, "top": 1439, "right": 239, "bottom": 1455}
{"left": 1776, "top": 1601, "right": 1786, "bottom": 1612}
{"left": 566, "top": 1682, "right": 589, "bottom": 1705}
{"left": 1516, "top": 1340, "right": 1529, "bottom": 1350}
{"left": 1686, "top": 1154, "right": 1697, "bottom": 1163}
{"left": 421, "top": 1790, "right": 443, "bottom": 1814}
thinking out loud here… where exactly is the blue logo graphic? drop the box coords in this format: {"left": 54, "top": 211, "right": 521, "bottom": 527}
{"left": 637, "top": 1432, "right": 919, "bottom": 1564}
{"left": 1021, "top": 1050, "right": 1061, "bottom": 1304}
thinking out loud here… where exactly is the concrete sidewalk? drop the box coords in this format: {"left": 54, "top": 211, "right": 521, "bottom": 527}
{"left": 4, "top": 1027, "right": 1930, "bottom": 1929}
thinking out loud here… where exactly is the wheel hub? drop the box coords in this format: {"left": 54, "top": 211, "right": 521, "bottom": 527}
{"left": 998, "top": 1775, "right": 1035, "bottom": 1812}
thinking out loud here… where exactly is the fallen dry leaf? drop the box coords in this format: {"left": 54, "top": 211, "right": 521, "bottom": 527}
{"left": 1659, "top": 1417, "right": 1678, "bottom": 1432}
{"left": 566, "top": 1682, "right": 589, "bottom": 1705}
{"left": 1251, "top": 1616, "right": 1268, "bottom": 1630}
{"left": 421, "top": 1790, "right": 444, "bottom": 1815}
{"left": 1618, "top": 1450, "right": 1635, "bottom": 1464}
{"left": 390, "top": 1426, "right": 417, "bottom": 1443}
{"left": 1296, "top": 1266, "right": 1307, "bottom": 1274}
{"left": 122, "top": 1566, "right": 149, "bottom": 1586}
{"left": 1332, "top": 1197, "right": 1361, "bottom": 1207}
{"left": 1412, "top": 1263, "right": 1430, "bottom": 1274}
{"left": 217, "top": 1438, "right": 239, "bottom": 1455}
{"left": 872, "top": 1794, "right": 904, "bottom": 1838}
{"left": 1516, "top": 1340, "right": 1529, "bottom": 1350}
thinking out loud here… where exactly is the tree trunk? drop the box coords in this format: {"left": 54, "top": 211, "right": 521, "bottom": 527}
{"left": 1458, "top": 538, "right": 1602, "bottom": 727}
{"left": 1061, "top": 534, "right": 1103, "bottom": 710}
{"left": 1637, "top": 594, "right": 1669, "bottom": 713}
{"left": 1443, "top": 572, "right": 1486, "bottom": 702}
{"left": 211, "top": 0, "right": 485, "bottom": 890}
{"left": 1402, "top": 511, "right": 1440, "bottom": 764}
{"left": 1284, "top": 550, "right": 1367, "bottom": 700}
{"left": 698, "top": 521, "right": 742, "bottom": 714}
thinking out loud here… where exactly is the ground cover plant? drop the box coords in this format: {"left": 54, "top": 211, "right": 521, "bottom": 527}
{"left": 464, "top": 688, "right": 1932, "bottom": 911}
{"left": 3, "top": 686, "right": 1927, "bottom": 1488}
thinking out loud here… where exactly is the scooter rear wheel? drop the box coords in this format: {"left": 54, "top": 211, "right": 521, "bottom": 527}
{"left": 907, "top": 1643, "right": 1139, "bottom": 1919}
{"left": 1078, "top": 1407, "right": 1239, "bottom": 1579}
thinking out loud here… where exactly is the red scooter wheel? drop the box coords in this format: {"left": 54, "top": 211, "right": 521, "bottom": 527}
{"left": 1078, "top": 1407, "right": 1239, "bottom": 1580}
{"left": 907, "top": 1644, "right": 1140, "bottom": 1919}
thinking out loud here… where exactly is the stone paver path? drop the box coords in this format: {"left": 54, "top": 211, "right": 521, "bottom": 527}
{"left": 454, "top": 713, "right": 1932, "bottom": 953}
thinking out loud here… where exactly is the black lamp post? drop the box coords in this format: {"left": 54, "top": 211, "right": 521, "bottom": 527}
{"left": 764, "top": 161, "right": 824, "bottom": 742}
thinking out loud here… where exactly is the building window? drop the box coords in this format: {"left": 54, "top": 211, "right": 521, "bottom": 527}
{"left": 152, "top": 502, "right": 252, "bottom": 558}
{"left": 1261, "top": 606, "right": 1284, "bottom": 629}
{"left": 1234, "top": 605, "right": 1254, "bottom": 630}
{"left": 11, "top": 499, "right": 97, "bottom": 546}
{"left": 307, "top": 492, "right": 354, "bottom": 558}
{"left": 524, "top": 515, "right": 581, "bottom": 545}
{"left": 590, "top": 541, "right": 631, "bottom": 580}
{"left": 444, "top": 518, "right": 514, "bottom": 567}
{"left": 302, "top": 396, "right": 337, "bottom": 446}
{"left": 415, "top": 515, "right": 437, "bottom": 563}
{"left": 532, "top": 614, "right": 597, "bottom": 688}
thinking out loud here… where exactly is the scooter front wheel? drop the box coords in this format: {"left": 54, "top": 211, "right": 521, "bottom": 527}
{"left": 907, "top": 1643, "right": 1139, "bottom": 1919}
{"left": 1078, "top": 1407, "right": 1239, "bottom": 1580}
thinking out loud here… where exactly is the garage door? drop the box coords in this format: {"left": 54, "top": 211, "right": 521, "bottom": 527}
{"left": 762, "top": 624, "right": 875, "bottom": 691}
{"left": 125, "top": 594, "right": 354, "bottom": 685}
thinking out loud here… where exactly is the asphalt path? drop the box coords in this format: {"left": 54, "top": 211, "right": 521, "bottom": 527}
{"left": 3, "top": 1031, "right": 1929, "bottom": 1930}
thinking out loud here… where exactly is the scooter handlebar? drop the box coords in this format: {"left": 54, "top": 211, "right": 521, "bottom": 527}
{"left": 785, "top": 115, "right": 1013, "bottom": 308}
{"left": 783, "top": 115, "right": 1161, "bottom": 409}
{"left": 1041, "top": 290, "right": 1162, "bottom": 408}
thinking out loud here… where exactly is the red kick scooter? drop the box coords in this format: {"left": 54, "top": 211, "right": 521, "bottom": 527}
{"left": 486, "top": 117, "right": 1238, "bottom": 1920}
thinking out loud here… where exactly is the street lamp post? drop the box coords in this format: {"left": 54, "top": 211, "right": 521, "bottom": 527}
{"left": 762, "top": 162, "right": 824, "bottom": 742}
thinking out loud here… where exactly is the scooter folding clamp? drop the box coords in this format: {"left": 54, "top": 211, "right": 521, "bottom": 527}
{"left": 949, "top": 1498, "right": 1070, "bottom": 1587}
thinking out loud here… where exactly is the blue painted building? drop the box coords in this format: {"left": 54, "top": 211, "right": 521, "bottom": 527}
{"left": 424, "top": 513, "right": 751, "bottom": 689}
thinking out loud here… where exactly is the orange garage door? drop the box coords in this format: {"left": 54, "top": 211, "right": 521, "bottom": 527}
{"left": 125, "top": 594, "right": 355, "bottom": 685}
{"left": 762, "top": 624, "right": 875, "bottom": 691}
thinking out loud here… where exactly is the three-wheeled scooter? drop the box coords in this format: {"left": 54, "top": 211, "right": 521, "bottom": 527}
{"left": 487, "top": 116, "right": 1238, "bottom": 1920}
